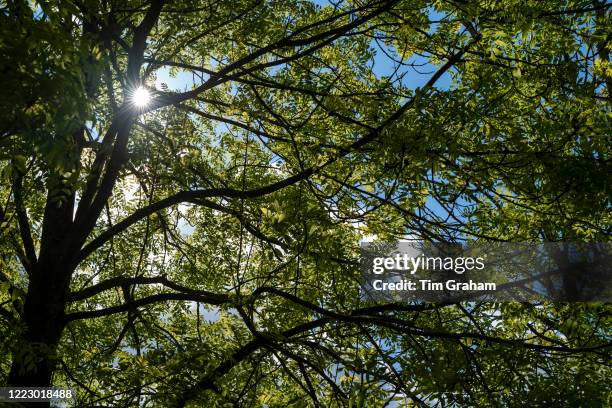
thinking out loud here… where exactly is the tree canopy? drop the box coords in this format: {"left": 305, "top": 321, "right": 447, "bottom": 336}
{"left": 0, "top": 0, "right": 610, "bottom": 407}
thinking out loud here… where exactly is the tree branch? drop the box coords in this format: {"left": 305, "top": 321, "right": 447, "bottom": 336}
{"left": 65, "top": 291, "right": 228, "bottom": 321}
{"left": 12, "top": 172, "right": 37, "bottom": 272}
{"left": 173, "top": 317, "right": 331, "bottom": 407}
{"left": 67, "top": 275, "right": 227, "bottom": 303}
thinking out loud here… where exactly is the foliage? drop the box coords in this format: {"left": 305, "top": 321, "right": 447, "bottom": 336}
{"left": 0, "top": 0, "right": 610, "bottom": 407}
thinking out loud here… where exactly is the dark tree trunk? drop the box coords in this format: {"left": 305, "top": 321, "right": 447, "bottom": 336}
{"left": 7, "top": 267, "right": 68, "bottom": 384}
{"left": 7, "top": 263, "right": 70, "bottom": 408}
{"left": 7, "top": 187, "right": 75, "bottom": 407}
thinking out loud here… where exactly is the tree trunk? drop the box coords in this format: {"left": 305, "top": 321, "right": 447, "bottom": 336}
{"left": 7, "top": 187, "right": 75, "bottom": 407}
{"left": 7, "top": 261, "right": 70, "bottom": 408}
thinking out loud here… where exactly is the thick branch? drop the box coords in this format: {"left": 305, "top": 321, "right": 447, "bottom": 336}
{"left": 68, "top": 275, "right": 227, "bottom": 302}
{"left": 65, "top": 291, "right": 228, "bottom": 321}
{"left": 127, "top": 0, "right": 165, "bottom": 83}
{"left": 74, "top": 171, "right": 314, "bottom": 265}
{"left": 12, "top": 173, "right": 37, "bottom": 272}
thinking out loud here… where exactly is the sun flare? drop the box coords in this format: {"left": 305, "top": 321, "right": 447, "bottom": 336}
{"left": 132, "top": 86, "right": 151, "bottom": 108}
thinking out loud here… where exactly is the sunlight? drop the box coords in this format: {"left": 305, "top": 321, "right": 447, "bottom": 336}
{"left": 132, "top": 86, "right": 151, "bottom": 108}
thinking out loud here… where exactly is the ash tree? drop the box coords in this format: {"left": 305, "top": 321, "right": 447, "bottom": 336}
{"left": 0, "top": 0, "right": 610, "bottom": 407}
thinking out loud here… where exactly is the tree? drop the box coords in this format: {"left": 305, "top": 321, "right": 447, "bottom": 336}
{"left": 0, "top": 0, "right": 610, "bottom": 407}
